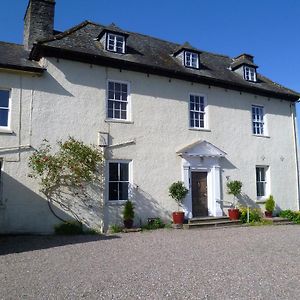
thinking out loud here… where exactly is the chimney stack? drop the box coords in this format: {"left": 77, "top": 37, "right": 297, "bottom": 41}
{"left": 23, "top": 0, "right": 56, "bottom": 50}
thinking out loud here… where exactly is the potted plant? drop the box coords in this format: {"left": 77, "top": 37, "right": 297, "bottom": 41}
{"left": 264, "top": 195, "right": 275, "bottom": 218}
{"left": 169, "top": 181, "right": 188, "bottom": 224}
{"left": 123, "top": 200, "right": 135, "bottom": 229}
{"left": 227, "top": 180, "right": 242, "bottom": 220}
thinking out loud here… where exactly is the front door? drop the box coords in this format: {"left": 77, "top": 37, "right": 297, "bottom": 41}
{"left": 191, "top": 172, "right": 208, "bottom": 217}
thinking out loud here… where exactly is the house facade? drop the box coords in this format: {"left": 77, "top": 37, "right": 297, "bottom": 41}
{"left": 0, "top": 0, "right": 299, "bottom": 233}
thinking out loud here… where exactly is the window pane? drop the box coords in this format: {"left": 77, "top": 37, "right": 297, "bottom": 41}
{"left": 121, "top": 111, "right": 126, "bottom": 119}
{"left": 120, "top": 163, "right": 128, "bottom": 181}
{"left": 119, "top": 182, "right": 128, "bottom": 200}
{"left": 0, "top": 90, "right": 9, "bottom": 108}
{"left": 109, "top": 163, "right": 119, "bottom": 181}
{"left": 115, "top": 83, "right": 121, "bottom": 92}
{"left": 109, "top": 182, "right": 119, "bottom": 200}
{"left": 121, "top": 84, "right": 127, "bottom": 93}
{"left": 0, "top": 109, "right": 8, "bottom": 126}
{"left": 115, "top": 110, "right": 120, "bottom": 119}
{"left": 108, "top": 109, "right": 113, "bottom": 118}
{"left": 108, "top": 82, "right": 114, "bottom": 91}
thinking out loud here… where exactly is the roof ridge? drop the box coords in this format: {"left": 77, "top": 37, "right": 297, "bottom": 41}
{"left": 0, "top": 41, "right": 23, "bottom": 47}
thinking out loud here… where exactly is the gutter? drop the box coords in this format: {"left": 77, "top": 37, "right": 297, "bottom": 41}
{"left": 291, "top": 102, "right": 300, "bottom": 210}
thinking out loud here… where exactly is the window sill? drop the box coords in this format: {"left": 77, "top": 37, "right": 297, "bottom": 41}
{"left": 107, "top": 200, "right": 127, "bottom": 206}
{"left": 189, "top": 127, "right": 211, "bottom": 132}
{"left": 105, "top": 119, "right": 134, "bottom": 124}
{"left": 253, "top": 134, "right": 270, "bottom": 139}
{"left": 256, "top": 198, "right": 267, "bottom": 204}
{"left": 0, "top": 128, "right": 13, "bottom": 134}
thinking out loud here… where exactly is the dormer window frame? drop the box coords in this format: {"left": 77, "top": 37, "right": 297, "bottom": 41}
{"left": 244, "top": 65, "right": 257, "bottom": 82}
{"left": 184, "top": 51, "right": 199, "bottom": 69}
{"left": 106, "top": 33, "right": 126, "bottom": 54}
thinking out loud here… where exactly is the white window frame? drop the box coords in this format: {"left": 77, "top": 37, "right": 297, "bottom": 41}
{"left": 244, "top": 66, "right": 256, "bottom": 82}
{"left": 256, "top": 166, "right": 270, "bottom": 199}
{"left": 107, "top": 160, "right": 132, "bottom": 203}
{"left": 106, "top": 80, "right": 131, "bottom": 122}
{"left": 0, "top": 89, "right": 11, "bottom": 131}
{"left": 106, "top": 33, "right": 125, "bottom": 54}
{"left": 184, "top": 51, "right": 199, "bottom": 69}
{"left": 189, "top": 93, "right": 208, "bottom": 129}
{"left": 252, "top": 105, "right": 266, "bottom": 136}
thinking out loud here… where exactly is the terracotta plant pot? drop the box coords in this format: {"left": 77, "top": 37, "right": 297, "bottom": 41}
{"left": 123, "top": 219, "right": 133, "bottom": 229}
{"left": 265, "top": 211, "right": 273, "bottom": 218}
{"left": 172, "top": 212, "right": 185, "bottom": 224}
{"left": 228, "top": 208, "right": 240, "bottom": 220}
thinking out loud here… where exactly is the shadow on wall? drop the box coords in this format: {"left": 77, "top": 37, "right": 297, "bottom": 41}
{"left": 104, "top": 184, "right": 171, "bottom": 229}
{"left": 133, "top": 185, "right": 171, "bottom": 225}
{"left": 0, "top": 234, "right": 119, "bottom": 256}
{"left": 0, "top": 172, "right": 103, "bottom": 234}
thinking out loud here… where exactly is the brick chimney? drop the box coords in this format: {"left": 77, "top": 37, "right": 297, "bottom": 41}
{"left": 23, "top": 0, "right": 56, "bottom": 50}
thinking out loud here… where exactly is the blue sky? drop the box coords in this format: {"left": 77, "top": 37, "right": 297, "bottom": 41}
{"left": 0, "top": 0, "right": 299, "bottom": 128}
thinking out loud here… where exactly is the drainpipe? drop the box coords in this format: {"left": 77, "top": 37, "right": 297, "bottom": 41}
{"left": 291, "top": 102, "right": 300, "bottom": 210}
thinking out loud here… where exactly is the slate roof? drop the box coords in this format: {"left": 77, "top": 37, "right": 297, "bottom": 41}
{"left": 0, "top": 41, "right": 44, "bottom": 73}
{"left": 27, "top": 21, "right": 300, "bottom": 100}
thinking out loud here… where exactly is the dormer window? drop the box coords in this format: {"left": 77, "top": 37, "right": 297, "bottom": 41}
{"left": 184, "top": 51, "right": 199, "bottom": 69}
{"left": 107, "top": 33, "right": 125, "bottom": 53}
{"left": 244, "top": 66, "right": 256, "bottom": 82}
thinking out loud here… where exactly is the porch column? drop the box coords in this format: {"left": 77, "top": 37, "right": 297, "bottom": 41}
{"left": 182, "top": 163, "right": 192, "bottom": 219}
{"left": 212, "top": 165, "right": 223, "bottom": 216}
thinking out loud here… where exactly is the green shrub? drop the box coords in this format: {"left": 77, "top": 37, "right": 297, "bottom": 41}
{"left": 279, "top": 210, "right": 300, "bottom": 223}
{"left": 265, "top": 195, "right": 275, "bottom": 212}
{"left": 142, "top": 218, "right": 165, "bottom": 230}
{"left": 54, "top": 221, "right": 83, "bottom": 235}
{"left": 110, "top": 224, "right": 123, "bottom": 233}
{"left": 239, "top": 207, "right": 262, "bottom": 223}
{"left": 227, "top": 180, "right": 242, "bottom": 197}
{"left": 169, "top": 181, "right": 188, "bottom": 210}
{"left": 123, "top": 200, "right": 135, "bottom": 221}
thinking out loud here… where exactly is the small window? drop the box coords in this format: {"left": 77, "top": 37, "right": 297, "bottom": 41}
{"left": 190, "top": 94, "right": 206, "bottom": 128}
{"left": 185, "top": 51, "right": 199, "bottom": 68}
{"left": 108, "top": 162, "right": 129, "bottom": 201}
{"left": 0, "top": 90, "right": 10, "bottom": 129}
{"left": 244, "top": 66, "right": 256, "bottom": 82}
{"left": 252, "top": 105, "right": 264, "bottom": 135}
{"left": 256, "top": 166, "right": 268, "bottom": 198}
{"left": 107, "top": 33, "right": 125, "bottom": 53}
{"left": 107, "top": 81, "right": 129, "bottom": 120}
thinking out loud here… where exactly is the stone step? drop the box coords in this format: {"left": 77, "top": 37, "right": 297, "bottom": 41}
{"left": 183, "top": 219, "right": 241, "bottom": 229}
{"left": 188, "top": 216, "right": 229, "bottom": 224}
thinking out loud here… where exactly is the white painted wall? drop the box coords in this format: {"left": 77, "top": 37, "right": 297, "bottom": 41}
{"left": 0, "top": 57, "right": 298, "bottom": 233}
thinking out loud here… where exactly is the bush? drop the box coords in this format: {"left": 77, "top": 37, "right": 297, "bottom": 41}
{"left": 169, "top": 181, "right": 188, "bottom": 209}
{"left": 54, "top": 221, "right": 83, "bottom": 235}
{"left": 279, "top": 210, "right": 300, "bottom": 223}
{"left": 265, "top": 195, "right": 275, "bottom": 212}
{"left": 142, "top": 218, "right": 165, "bottom": 230}
{"left": 110, "top": 224, "right": 123, "bottom": 233}
{"left": 227, "top": 180, "right": 242, "bottom": 197}
{"left": 239, "top": 207, "right": 262, "bottom": 223}
{"left": 123, "top": 200, "right": 135, "bottom": 221}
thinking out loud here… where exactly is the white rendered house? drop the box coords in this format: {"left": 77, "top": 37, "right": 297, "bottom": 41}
{"left": 0, "top": 0, "right": 299, "bottom": 233}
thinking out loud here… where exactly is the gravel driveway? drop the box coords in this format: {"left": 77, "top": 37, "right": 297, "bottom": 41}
{"left": 1, "top": 225, "right": 300, "bottom": 299}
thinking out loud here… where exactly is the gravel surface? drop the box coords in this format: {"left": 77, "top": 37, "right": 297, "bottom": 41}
{"left": 1, "top": 225, "right": 300, "bottom": 299}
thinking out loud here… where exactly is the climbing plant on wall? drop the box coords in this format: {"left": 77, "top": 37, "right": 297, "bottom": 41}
{"left": 28, "top": 137, "right": 104, "bottom": 225}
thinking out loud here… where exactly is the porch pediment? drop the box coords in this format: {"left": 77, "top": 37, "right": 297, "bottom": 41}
{"left": 177, "top": 140, "right": 226, "bottom": 158}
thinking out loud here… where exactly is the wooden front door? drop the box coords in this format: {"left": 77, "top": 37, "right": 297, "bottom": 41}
{"left": 191, "top": 172, "right": 208, "bottom": 217}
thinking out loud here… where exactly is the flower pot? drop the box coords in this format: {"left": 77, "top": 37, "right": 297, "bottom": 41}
{"left": 228, "top": 208, "right": 240, "bottom": 220}
{"left": 172, "top": 212, "right": 185, "bottom": 224}
{"left": 265, "top": 211, "right": 273, "bottom": 218}
{"left": 123, "top": 219, "right": 133, "bottom": 229}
